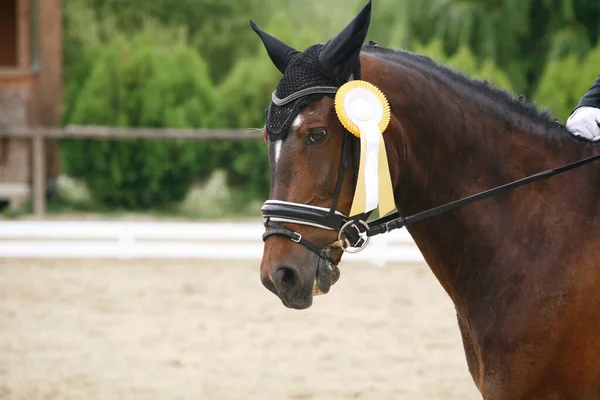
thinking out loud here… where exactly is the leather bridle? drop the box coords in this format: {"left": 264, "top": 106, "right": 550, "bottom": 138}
{"left": 261, "top": 128, "right": 368, "bottom": 264}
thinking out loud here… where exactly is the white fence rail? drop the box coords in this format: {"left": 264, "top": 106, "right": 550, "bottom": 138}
{"left": 0, "top": 221, "right": 424, "bottom": 266}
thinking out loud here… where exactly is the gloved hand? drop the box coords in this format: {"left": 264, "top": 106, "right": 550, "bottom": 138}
{"left": 566, "top": 106, "right": 600, "bottom": 141}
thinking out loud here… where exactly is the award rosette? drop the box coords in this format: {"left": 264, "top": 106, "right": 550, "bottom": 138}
{"left": 334, "top": 80, "right": 395, "bottom": 217}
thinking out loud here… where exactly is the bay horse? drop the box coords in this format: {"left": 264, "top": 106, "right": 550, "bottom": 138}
{"left": 253, "top": 1, "right": 600, "bottom": 398}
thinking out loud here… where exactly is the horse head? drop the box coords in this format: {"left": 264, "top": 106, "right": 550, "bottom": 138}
{"left": 252, "top": 2, "right": 377, "bottom": 309}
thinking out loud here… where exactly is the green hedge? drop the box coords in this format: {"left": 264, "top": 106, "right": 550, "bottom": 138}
{"left": 212, "top": 55, "right": 280, "bottom": 200}
{"left": 62, "top": 27, "right": 217, "bottom": 209}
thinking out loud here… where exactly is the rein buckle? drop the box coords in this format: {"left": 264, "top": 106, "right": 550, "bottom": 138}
{"left": 385, "top": 221, "right": 393, "bottom": 233}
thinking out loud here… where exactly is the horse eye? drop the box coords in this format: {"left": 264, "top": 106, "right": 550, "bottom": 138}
{"left": 307, "top": 129, "right": 327, "bottom": 145}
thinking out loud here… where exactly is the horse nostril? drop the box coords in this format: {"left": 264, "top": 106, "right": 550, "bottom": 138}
{"left": 272, "top": 265, "right": 299, "bottom": 292}
{"left": 270, "top": 265, "right": 313, "bottom": 309}
{"left": 281, "top": 268, "right": 295, "bottom": 285}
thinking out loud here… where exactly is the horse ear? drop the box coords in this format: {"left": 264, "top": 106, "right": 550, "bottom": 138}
{"left": 319, "top": 0, "right": 372, "bottom": 83}
{"left": 250, "top": 21, "right": 300, "bottom": 74}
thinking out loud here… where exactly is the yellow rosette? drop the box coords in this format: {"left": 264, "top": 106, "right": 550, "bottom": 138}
{"left": 334, "top": 80, "right": 395, "bottom": 217}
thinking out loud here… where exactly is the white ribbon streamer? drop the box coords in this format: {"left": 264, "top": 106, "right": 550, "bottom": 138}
{"left": 360, "top": 122, "right": 381, "bottom": 212}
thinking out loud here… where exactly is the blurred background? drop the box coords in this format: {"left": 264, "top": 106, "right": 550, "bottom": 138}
{"left": 0, "top": 0, "right": 598, "bottom": 399}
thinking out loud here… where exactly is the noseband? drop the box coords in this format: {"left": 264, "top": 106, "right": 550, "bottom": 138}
{"left": 261, "top": 129, "right": 369, "bottom": 264}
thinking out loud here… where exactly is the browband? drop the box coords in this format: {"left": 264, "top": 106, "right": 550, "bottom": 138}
{"left": 271, "top": 86, "right": 338, "bottom": 106}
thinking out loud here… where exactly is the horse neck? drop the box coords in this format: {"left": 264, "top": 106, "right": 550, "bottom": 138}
{"left": 364, "top": 53, "right": 600, "bottom": 305}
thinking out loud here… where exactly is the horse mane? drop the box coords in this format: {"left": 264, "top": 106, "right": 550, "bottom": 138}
{"left": 362, "top": 45, "right": 569, "bottom": 136}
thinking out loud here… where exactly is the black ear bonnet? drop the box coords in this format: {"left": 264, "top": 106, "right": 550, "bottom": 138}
{"left": 251, "top": 1, "right": 372, "bottom": 142}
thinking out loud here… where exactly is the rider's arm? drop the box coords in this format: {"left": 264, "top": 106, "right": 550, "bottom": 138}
{"left": 574, "top": 75, "right": 600, "bottom": 111}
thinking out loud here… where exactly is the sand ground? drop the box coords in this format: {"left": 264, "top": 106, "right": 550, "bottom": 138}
{"left": 0, "top": 258, "right": 481, "bottom": 400}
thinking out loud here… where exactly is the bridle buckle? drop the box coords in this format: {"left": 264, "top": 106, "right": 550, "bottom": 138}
{"left": 385, "top": 221, "right": 393, "bottom": 233}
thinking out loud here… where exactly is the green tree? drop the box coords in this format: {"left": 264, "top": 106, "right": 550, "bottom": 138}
{"left": 413, "top": 40, "right": 515, "bottom": 93}
{"left": 534, "top": 44, "right": 600, "bottom": 122}
{"left": 78, "top": 0, "right": 283, "bottom": 83}
{"left": 381, "top": 0, "right": 600, "bottom": 95}
{"left": 62, "top": 0, "right": 104, "bottom": 125}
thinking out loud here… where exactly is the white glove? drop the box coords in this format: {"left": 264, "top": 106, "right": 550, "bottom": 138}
{"left": 566, "top": 106, "right": 600, "bottom": 141}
